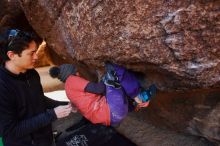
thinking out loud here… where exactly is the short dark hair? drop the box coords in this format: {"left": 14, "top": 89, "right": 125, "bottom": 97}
{"left": 0, "top": 28, "right": 37, "bottom": 62}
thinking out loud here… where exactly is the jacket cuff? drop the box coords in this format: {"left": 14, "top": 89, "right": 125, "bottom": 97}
{"left": 47, "top": 109, "right": 57, "bottom": 121}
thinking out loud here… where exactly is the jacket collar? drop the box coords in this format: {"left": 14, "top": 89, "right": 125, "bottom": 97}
{"left": 0, "top": 64, "right": 27, "bottom": 78}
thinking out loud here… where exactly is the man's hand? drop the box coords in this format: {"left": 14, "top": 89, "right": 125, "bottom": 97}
{"left": 54, "top": 104, "right": 72, "bottom": 119}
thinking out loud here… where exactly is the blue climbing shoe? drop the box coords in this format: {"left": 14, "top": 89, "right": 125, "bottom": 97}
{"left": 102, "top": 62, "right": 121, "bottom": 89}
{"left": 102, "top": 72, "right": 121, "bottom": 89}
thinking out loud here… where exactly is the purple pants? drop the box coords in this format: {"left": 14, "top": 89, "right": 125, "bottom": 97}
{"left": 106, "top": 64, "right": 140, "bottom": 125}
{"left": 113, "top": 64, "right": 140, "bottom": 98}
{"left": 106, "top": 86, "right": 128, "bottom": 126}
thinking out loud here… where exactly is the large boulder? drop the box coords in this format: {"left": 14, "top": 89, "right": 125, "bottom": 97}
{"left": 19, "top": 0, "right": 220, "bottom": 90}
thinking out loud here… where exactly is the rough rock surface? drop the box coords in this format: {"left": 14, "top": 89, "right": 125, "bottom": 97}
{"left": 19, "top": 0, "right": 220, "bottom": 90}
{"left": 35, "top": 41, "right": 70, "bottom": 67}
{"left": 0, "top": 0, "right": 24, "bottom": 29}
{"left": 134, "top": 89, "right": 220, "bottom": 145}
{"left": 117, "top": 113, "right": 213, "bottom": 146}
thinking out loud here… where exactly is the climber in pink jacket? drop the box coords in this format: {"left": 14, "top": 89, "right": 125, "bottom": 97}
{"left": 49, "top": 63, "right": 156, "bottom": 126}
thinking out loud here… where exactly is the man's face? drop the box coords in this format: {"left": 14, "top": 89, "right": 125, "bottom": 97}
{"left": 13, "top": 41, "right": 38, "bottom": 71}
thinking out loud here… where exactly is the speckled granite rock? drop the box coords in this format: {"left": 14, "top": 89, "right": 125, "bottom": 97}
{"left": 19, "top": 0, "right": 220, "bottom": 90}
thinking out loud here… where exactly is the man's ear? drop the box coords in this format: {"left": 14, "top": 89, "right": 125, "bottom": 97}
{"left": 7, "top": 51, "right": 15, "bottom": 60}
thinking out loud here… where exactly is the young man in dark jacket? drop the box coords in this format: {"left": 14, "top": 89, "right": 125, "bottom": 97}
{"left": 0, "top": 29, "right": 73, "bottom": 146}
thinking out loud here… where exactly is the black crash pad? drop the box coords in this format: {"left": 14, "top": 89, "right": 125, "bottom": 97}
{"left": 55, "top": 118, "right": 136, "bottom": 146}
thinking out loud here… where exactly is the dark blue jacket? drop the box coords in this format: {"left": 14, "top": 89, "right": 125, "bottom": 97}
{"left": 0, "top": 66, "right": 66, "bottom": 146}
